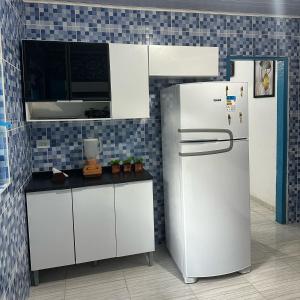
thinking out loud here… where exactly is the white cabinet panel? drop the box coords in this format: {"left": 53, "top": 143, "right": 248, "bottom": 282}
{"left": 26, "top": 190, "right": 75, "bottom": 271}
{"left": 115, "top": 181, "right": 155, "bottom": 257}
{"left": 72, "top": 185, "right": 116, "bottom": 264}
{"left": 149, "top": 45, "right": 219, "bottom": 77}
{"left": 110, "top": 43, "right": 150, "bottom": 119}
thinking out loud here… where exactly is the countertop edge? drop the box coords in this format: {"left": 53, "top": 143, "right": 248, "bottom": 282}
{"left": 25, "top": 168, "right": 153, "bottom": 193}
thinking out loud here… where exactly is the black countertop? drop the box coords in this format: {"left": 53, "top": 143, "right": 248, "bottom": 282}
{"left": 25, "top": 167, "right": 153, "bottom": 193}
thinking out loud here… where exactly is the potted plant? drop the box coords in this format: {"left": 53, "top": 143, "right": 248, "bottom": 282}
{"left": 109, "top": 159, "right": 121, "bottom": 174}
{"left": 134, "top": 157, "right": 144, "bottom": 173}
{"left": 123, "top": 157, "right": 133, "bottom": 173}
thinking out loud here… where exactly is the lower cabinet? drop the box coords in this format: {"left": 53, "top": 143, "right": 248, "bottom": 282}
{"left": 26, "top": 190, "right": 75, "bottom": 271}
{"left": 72, "top": 185, "right": 116, "bottom": 264}
{"left": 115, "top": 181, "right": 155, "bottom": 257}
{"left": 26, "top": 180, "right": 154, "bottom": 278}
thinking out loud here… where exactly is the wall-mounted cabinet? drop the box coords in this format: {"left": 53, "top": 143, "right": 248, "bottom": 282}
{"left": 22, "top": 41, "right": 150, "bottom": 121}
{"left": 22, "top": 41, "right": 219, "bottom": 121}
{"left": 149, "top": 45, "right": 219, "bottom": 77}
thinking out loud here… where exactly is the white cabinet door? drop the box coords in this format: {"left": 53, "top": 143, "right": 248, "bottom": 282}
{"left": 115, "top": 181, "right": 155, "bottom": 257}
{"left": 109, "top": 43, "right": 150, "bottom": 119}
{"left": 149, "top": 45, "right": 219, "bottom": 77}
{"left": 72, "top": 185, "right": 116, "bottom": 263}
{"left": 26, "top": 190, "right": 75, "bottom": 271}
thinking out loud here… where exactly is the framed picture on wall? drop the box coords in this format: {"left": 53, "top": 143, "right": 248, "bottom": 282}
{"left": 230, "top": 61, "right": 235, "bottom": 77}
{"left": 254, "top": 60, "right": 275, "bottom": 98}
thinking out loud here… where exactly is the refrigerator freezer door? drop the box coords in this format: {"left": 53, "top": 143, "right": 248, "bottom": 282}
{"left": 179, "top": 82, "right": 248, "bottom": 139}
{"left": 181, "top": 139, "right": 250, "bottom": 277}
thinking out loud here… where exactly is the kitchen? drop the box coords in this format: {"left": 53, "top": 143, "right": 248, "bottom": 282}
{"left": 1, "top": 0, "right": 300, "bottom": 299}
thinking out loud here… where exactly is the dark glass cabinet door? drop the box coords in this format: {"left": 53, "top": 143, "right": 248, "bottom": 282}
{"left": 23, "top": 41, "right": 68, "bottom": 101}
{"left": 69, "top": 43, "right": 110, "bottom": 101}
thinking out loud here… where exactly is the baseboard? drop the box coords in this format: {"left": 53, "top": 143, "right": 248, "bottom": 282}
{"left": 251, "top": 195, "right": 275, "bottom": 212}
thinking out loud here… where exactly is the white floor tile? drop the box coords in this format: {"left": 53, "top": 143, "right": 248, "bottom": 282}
{"left": 64, "top": 279, "right": 130, "bottom": 300}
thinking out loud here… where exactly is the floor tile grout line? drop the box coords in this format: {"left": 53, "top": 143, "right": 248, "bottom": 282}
{"left": 123, "top": 270, "right": 132, "bottom": 300}
{"left": 243, "top": 274, "right": 269, "bottom": 299}
{"left": 189, "top": 283, "right": 199, "bottom": 299}
{"left": 64, "top": 277, "right": 66, "bottom": 300}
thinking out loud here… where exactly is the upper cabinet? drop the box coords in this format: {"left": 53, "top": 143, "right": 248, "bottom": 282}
{"left": 149, "top": 45, "right": 219, "bottom": 77}
{"left": 22, "top": 41, "right": 219, "bottom": 121}
{"left": 109, "top": 43, "right": 149, "bottom": 119}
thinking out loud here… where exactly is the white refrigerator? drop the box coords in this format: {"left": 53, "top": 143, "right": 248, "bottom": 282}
{"left": 161, "top": 82, "right": 251, "bottom": 284}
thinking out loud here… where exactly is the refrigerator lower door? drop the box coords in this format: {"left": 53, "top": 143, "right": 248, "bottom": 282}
{"left": 180, "top": 139, "right": 250, "bottom": 278}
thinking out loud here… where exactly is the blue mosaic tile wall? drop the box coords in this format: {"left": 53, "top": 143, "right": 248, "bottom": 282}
{"left": 25, "top": 2, "right": 300, "bottom": 240}
{"left": 0, "top": 1, "right": 32, "bottom": 299}
{"left": 0, "top": 61, "right": 9, "bottom": 186}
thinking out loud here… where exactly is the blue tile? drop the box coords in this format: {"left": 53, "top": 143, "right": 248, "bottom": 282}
{"left": 41, "top": 25, "right": 77, "bottom": 41}
{"left": 253, "top": 35, "right": 277, "bottom": 56}
{"left": 226, "top": 15, "right": 252, "bottom": 36}
{"left": 252, "top": 16, "right": 277, "bottom": 36}
{"left": 227, "top": 35, "right": 253, "bottom": 56}
{"left": 199, "top": 13, "right": 227, "bottom": 35}
{"left": 39, "top": 3, "right": 76, "bottom": 27}
{"left": 76, "top": 26, "right": 110, "bottom": 43}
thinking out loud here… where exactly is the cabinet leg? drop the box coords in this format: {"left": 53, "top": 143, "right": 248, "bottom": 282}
{"left": 238, "top": 266, "right": 251, "bottom": 274}
{"left": 146, "top": 252, "right": 154, "bottom": 266}
{"left": 92, "top": 261, "right": 99, "bottom": 267}
{"left": 32, "top": 271, "right": 39, "bottom": 286}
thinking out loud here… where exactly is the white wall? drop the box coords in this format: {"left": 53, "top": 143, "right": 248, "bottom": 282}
{"left": 230, "top": 60, "right": 277, "bottom": 208}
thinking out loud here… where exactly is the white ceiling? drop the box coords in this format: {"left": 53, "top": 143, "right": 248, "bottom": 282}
{"left": 59, "top": 0, "right": 300, "bottom": 16}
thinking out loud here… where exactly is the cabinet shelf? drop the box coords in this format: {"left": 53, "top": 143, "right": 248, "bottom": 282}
{"left": 25, "top": 101, "right": 111, "bottom": 121}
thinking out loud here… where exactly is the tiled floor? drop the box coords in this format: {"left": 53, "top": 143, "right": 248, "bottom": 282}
{"left": 29, "top": 201, "right": 300, "bottom": 300}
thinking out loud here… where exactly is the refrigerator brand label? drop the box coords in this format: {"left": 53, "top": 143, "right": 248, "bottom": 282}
{"left": 226, "top": 96, "right": 236, "bottom": 112}
{"left": 227, "top": 96, "right": 236, "bottom": 100}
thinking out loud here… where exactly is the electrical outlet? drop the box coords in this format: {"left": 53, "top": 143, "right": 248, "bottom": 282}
{"left": 36, "top": 140, "right": 50, "bottom": 149}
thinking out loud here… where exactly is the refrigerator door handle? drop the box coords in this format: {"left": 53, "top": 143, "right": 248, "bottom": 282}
{"left": 178, "top": 129, "right": 234, "bottom": 157}
{"left": 179, "top": 140, "right": 233, "bottom": 157}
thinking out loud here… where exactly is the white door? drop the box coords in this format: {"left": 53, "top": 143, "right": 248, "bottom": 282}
{"left": 72, "top": 185, "right": 116, "bottom": 264}
{"left": 26, "top": 190, "right": 75, "bottom": 271}
{"left": 115, "top": 181, "right": 155, "bottom": 257}
{"left": 180, "top": 139, "right": 251, "bottom": 277}
{"left": 110, "top": 43, "right": 150, "bottom": 119}
{"left": 179, "top": 82, "right": 248, "bottom": 139}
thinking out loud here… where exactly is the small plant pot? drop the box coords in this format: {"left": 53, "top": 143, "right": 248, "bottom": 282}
{"left": 112, "top": 164, "right": 121, "bottom": 174}
{"left": 134, "top": 163, "right": 143, "bottom": 173}
{"left": 123, "top": 163, "right": 132, "bottom": 173}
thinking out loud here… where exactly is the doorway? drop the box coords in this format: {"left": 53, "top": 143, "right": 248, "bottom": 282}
{"left": 226, "top": 56, "right": 288, "bottom": 224}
